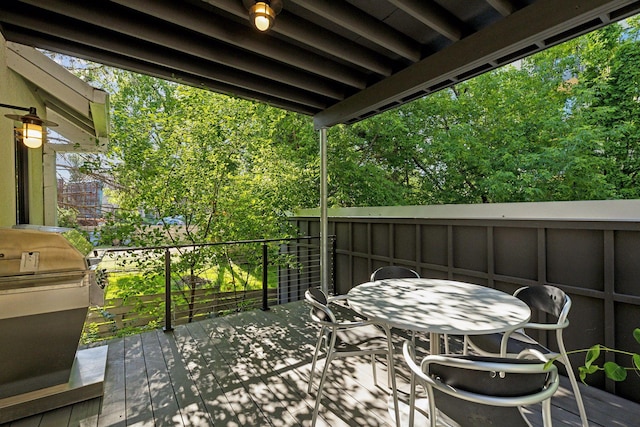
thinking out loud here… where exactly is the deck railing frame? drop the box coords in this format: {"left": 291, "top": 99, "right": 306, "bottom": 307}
{"left": 91, "top": 235, "right": 336, "bottom": 335}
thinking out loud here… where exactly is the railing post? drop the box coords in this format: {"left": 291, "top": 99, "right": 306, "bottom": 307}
{"left": 163, "top": 248, "right": 173, "bottom": 332}
{"left": 262, "top": 243, "right": 270, "bottom": 311}
{"left": 331, "top": 236, "right": 337, "bottom": 295}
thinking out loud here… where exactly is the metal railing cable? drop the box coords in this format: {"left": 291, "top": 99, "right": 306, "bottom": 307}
{"left": 85, "top": 235, "right": 335, "bottom": 340}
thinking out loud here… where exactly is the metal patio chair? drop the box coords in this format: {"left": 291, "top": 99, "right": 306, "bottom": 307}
{"left": 370, "top": 265, "right": 420, "bottom": 281}
{"left": 305, "top": 288, "right": 396, "bottom": 426}
{"left": 465, "top": 285, "right": 588, "bottom": 427}
{"left": 403, "top": 341, "right": 559, "bottom": 427}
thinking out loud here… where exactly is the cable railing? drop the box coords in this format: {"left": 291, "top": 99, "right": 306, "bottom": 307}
{"left": 83, "top": 235, "right": 335, "bottom": 342}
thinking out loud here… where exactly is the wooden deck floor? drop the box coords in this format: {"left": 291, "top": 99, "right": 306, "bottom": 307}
{"left": 3, "top": 301, "right": 640, "bottom": 427}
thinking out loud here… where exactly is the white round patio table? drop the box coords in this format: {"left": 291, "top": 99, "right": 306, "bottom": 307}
{"left": 347, "top": 278, "right": 531, "bottom": 354}
{"left": 347, "top": 278, "right": 531, "bottom": 427}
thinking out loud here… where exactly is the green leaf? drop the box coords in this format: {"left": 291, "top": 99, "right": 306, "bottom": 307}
{"left": 579, "top": 364, "right": 599, "bottom": 383}
{"left": 633, "top": 328, "right": 640, "bottom": 345}
{"left": 633, "top": 354, "right": 640, "bottom": 371}
{"left": 603, "top": 362, "right": 627, "bottom": 381}
{"left": 579, "top": 367, "right": 587, "bottom": 383}
{"left": 585, "top": 364, "right": 599, "bottom": 374}
{"left": 584, "top": 345, "right": 601, "bottom": 368}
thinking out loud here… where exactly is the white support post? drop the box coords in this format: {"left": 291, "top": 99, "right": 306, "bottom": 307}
{"left": 319, "top": 127, "right": 329, "bottom": 295}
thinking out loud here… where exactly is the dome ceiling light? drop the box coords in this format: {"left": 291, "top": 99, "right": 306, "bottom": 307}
{"left": 243, "top": 0, "right": 283, "bottom": 32}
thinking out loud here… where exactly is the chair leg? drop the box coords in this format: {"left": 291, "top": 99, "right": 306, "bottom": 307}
{"left": 557, "top": 334, "right": 588, "bottom": 427}
{"left": 381, "top": 324, "right": 401, "bottom": 427}
{"left": 409, "top": 370, "right": 416, "bottom": 427}
{"left": 308, "top": 329, "right": 326, "bottom": 394}
{"left": 371, "top": 354, "right": 378, "bottom": 386}
{"left": 541, "top": 398, "right": 553, "bottom": 427}
{"left": 560, "top": 353, "right": 589, "bottom": 427}
{"left": 311, "top": 342, "right": 335, "bottom": 427}
{"left": 427, "top": 386, "right": 437, "bottom": 427}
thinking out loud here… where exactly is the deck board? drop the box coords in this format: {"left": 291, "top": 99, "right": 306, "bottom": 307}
{"left": 175, "top": 321, "right": 265, "bottom": 426}
{"left": 221, "top": 307, "right": 390, "bottom": 427}
{"left": 69, "top": 398, "right": 100, "bottom": 427}
{"left": 192, "top": 318, "right": 301, "bottom": 426}
{"left": 2, "top": 301, "right": 640, "bottom": 427}
{"left": 124, "top": 335, "right": 154, "bottom": 427}
{"left": 139, "top": 330, "right": 183, "bottom": 426}
{"left": 97, "top": 338, "right": 126, "bottom": 427}
{"left": 155, "top": 326, "right": 215, "bottom": 426}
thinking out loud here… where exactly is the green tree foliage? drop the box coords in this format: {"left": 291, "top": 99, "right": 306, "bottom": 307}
{"left": 57, "top": 206, "right": 80, "bottom": 229}
{"left": 60, "top": 17, "right": 640, "bottom": 220}
{"left": 326, "top": 18, "right": 640, "bottom": 205}
{"left": 326, "top": 119, "right": 411, "bottom": 207}
{"left": 78, "top": 69, "right": 324, "bottom": 307}
{"left": 569, "top": 18, "right": 640, "bottom": 199}
{"left": 94, "top": 71, "right": 319, "bottom": 247}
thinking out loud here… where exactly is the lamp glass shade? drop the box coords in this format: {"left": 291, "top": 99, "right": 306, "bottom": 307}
{"left": 22, "top": 122, "right": 43, "bottom": 148}
{"left": 254, "top": 14, "right": 271, "bottom": 31}
{"left": 250, "top": 2, "right": 275, "bottom": 31}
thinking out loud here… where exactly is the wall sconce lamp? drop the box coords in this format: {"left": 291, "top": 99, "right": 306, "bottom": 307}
{"left": 1, "top": 103, "right": 58, "bottom": 149}
{"left": 243, "top": 0, "right": 282, "bottom": 32}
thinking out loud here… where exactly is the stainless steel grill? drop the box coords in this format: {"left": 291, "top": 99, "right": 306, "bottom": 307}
{"left": 0, "top": 227, "right": 106, "bottom": 423}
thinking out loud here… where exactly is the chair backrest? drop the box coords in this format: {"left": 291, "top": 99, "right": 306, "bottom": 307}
{"left": 409, "top": 350, "right": 559, "bottom": 427}
{"left": 514, "top": 285, "right": 571, "bottom": 323}
{"left": 370, "top": 265, "right": 420, "bottom": 281}
{"left": 305, "top": 288, "right": 336, "bottom": 324}
{"left": 427, "top": 355, "right": 553, "bottom": 398}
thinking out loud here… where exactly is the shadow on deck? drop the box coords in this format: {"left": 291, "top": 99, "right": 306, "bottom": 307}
{"left": 2, "top": 301, "right": 640, "bottom": 426}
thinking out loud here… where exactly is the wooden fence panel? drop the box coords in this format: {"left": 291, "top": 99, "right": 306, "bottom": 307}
{"left": 83, "top": 288, "right": 278, "bottom": 341}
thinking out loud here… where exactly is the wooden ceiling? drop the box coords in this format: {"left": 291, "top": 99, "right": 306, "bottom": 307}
{"left": 2, "top": 0, "right": 640, "bottom": 128}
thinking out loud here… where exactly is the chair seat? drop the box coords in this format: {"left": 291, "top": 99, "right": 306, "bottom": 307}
{"left": 469, "top": 331, "right": 551, "bottom": 356}
{"left": 432, "top": 392, "right": 531, "bottom": 427}
{"left": 430, "top": 355, "right": 551, "bottom": 397}
{"left": 330, "top": 325, "right": 389, "bottom": 352}
{"left": 396, "top": 395, "right": 532, "bottom": 427}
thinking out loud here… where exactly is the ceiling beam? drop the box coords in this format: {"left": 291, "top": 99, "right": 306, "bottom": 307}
{"left": 112, "top": 0, "right": 377, "bottom": 86}
{"left": 273, "top": 14, "right": 392, "bottom": 77}
{"left": 3, "top": 27, "right": 322, "bottom": 116}
{"left": 13, "top": 25, "right": 319, "bottom": 115}
{"left": 21, "top": 0, "right": 351, "bottom": 97}
{"left": 0, "top": 7, "right": 332, "bottom": 110}
{"left": 387, "top": 0, "right": 467, "bottom": 41}
{"left": 314, "top": 0, "right": 637, "bottom": 128}
{"left": 486, "top": 0, "right": 517, "bottom": 16}
{"left": 289, "top": 0, "right": 421, "bottom": 62}
{"left": 201, "top": 0, "right": 392, "bottom": 77}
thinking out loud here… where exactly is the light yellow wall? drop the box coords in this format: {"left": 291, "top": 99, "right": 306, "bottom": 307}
{"left": 0, "top": 34, "right": 16, "bottom": 227}
{"left": 0, "top": 34, "right": 46, "bottom": 227}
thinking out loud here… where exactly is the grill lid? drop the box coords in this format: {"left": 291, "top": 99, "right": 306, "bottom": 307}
{"left": 0, "top": 227, "right": 88, "bottom": 278}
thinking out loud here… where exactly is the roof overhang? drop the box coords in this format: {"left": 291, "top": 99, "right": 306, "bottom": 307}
{"left": 314, "top": 0, "right": 640, "bottom": 128}
{"left": 6, "top": 41, "right": 109, "bottom": 152}
{"left": 1, "top": 1, "right": 639, "bottom": 130}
